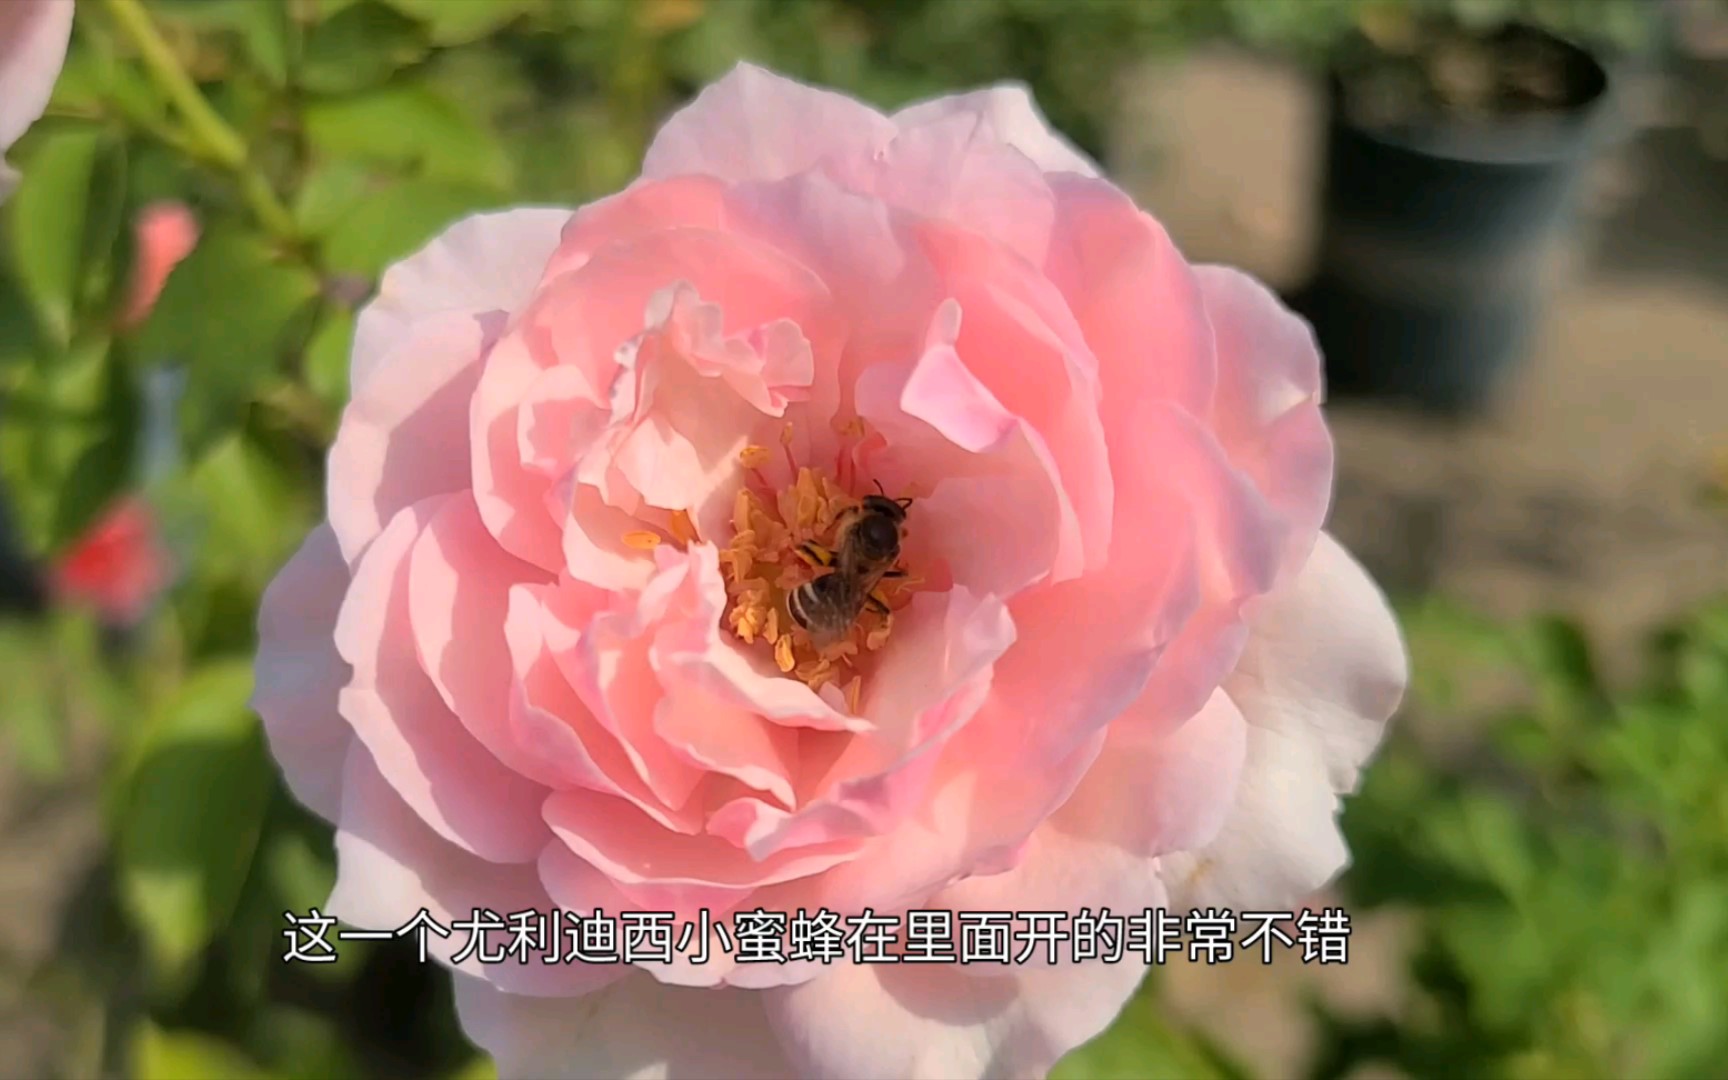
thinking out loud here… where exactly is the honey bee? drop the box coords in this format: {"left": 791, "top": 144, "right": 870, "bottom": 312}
{"left": 787, "top": 483, "right": 913, "bottom": 648}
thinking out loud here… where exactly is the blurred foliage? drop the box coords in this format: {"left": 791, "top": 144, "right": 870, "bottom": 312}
{"left": 0, "top": 1, "right": 1705, "bottom": 1078}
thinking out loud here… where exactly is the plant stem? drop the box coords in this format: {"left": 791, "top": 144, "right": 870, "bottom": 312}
{"left": 100, "top": 0, "right": 299, "bottom": 244}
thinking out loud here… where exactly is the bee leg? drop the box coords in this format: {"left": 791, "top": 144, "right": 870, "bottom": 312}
{"left": 795, "top": 542, "right": 834, "bottom": 567}
{"left": 866, "top": 589, "right": 892, "bottom": 616}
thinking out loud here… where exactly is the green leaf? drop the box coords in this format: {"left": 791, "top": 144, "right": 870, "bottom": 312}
{"left": 132, "top": 1022, "right": 270, "bottom": 1080}
{"left": 0, "top": 620, "right": 65, "bottom": 779}
{"left": 118, "top": 659, "right": 273, "bottom": 987}
{"left": 0, "top": 336, "right": 137, "bottom": 550}
{"left": 247, "top": 1006, "right": 365, "bottom": 1080}
{"left": 291, "top": 159, "right": 374, "bottom": 236}
{"left": 303, "top": 80, "right": 514, "bottom": 190}
{"left": 153, "top": 0, "right": 292, "bottom": 87}
{"left": 381, "top": 0, "right": 547, "bottom": 44}
{"left": 448, "top": 1057, "right": 499, "bottom": 1080}
{"left": 166, "top": 431, "right": 309, "bottom": 588}
{"left": 300, "top": 1, "right": 429, "bottom": 95}
{"left": 305, "top": 305, "right": 356, "bottom": 409}
{"left": 5, "top": 126, "right": 125, "bottom": 347}
{"left": 1051, "top": 988, "right": 1240, "bottom": 1080}
{"left": 0, "top": 263, "right": 47, "bottom": 373}
{"left": 318, "top": 177, "right": 509, "bottom": 276}
{"left": 133, "top": 225, "right": 320, "bottom": 455}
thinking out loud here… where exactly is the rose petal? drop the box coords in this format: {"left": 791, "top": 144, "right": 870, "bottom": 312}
{"left": 455, "top": 971, "right": 795, "bottom": 1080}
{"left": 642, "top": 62, "right": 897, "bottom": 185}
{"left": 408, "top": 494, "right": 570, "bottom": 790}
{"left": 891, "top": 84, "right": 1100, "bottom": 179}
{"left": 1162, "top": 533, "right": 1407, "bottom": 909}
{"left": 328, "top": 311, "right": 487, "bottom": 565}
{"left": 334, "top": 499, "right": 550, "bottom": 864}
{"left": 1195, "top": 264, "right": 1334, "bottom": 576}
{"left": 0, "top": 0, "right": 73, "bottom": 195}
{"left": 1045, "top": 175, "right": 1216, "bottom": 424}
{"left": 764, "top": 952, "right": 1147, "bottom": 1080}
{"left": 327, "top": 742, "right": 615, "bottom": 997}
{"left": 351, "top": 208, "right": 572, "bottom": 397}
{"left": 252, "top": 524, "right": 354, "bottom": 821}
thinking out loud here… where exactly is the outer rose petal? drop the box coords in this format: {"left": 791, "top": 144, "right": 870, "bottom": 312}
{"left": 328, "top": 310, "right": 488, "bottom": 565}
{"left": 891, "top": 84, "right": 1100, "bottom": 179}
{"left": 252, "top": 524, "right": 354, "bottom": 821}
{"left": 0, "top": 0, "right": 73, "bottom": 196}
{"left": 351, "top": 208, "right": 572, "bottom": 397}
{"left": 765, "top": 958, "right": 1149, "bottom": 1080}
{"left": 455, "top": 972, "right": 796, "bottom": 1080}
{"left": 642, "top": 62, "right": 897, "bottom": 185}
{"left": 1194, "top": 264, "right": 1334, "bottom": 576}
{"left": 327, "top": 743, "right": 616, "bottom": 998}
{"left": 1162, "top": 533, "right": 1407, "bottom": 909}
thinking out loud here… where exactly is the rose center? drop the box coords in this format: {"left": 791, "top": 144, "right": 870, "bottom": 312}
{"left": 717, "top": 443, "right": 923, "bottom": 710}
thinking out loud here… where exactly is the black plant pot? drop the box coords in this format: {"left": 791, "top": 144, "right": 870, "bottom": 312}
{"left": 1300, "top": 24, "right": 1613, "bottom": 415}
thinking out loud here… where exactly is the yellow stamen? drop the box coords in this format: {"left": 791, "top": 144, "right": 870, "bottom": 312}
{"left": 844, "top": 675, "right": 863, "bottom": 715}
{"left": 623, "top": 530, "right": 662, "bottom": 550}
{"left": 669, "top": 508, "right": 698, "bottom": 544}
{"left": 719, "top": 466, "right": 924, "bottom": 693}
{"left": 739, "top": 445, "right": 773, "bottom": 470}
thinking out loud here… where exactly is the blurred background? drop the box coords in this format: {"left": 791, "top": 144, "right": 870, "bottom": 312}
{"left": 2, "top": 1, "right": 1726, "bottom": 1077}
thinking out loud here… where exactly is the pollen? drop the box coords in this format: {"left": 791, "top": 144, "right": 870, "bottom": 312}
{"left": 622, "top": 530, "right": 663, "bottom": 550}
{"left": 739, "top": 445, "right": 774, "bottom": 470}
{"left": 719, "top": 465, "right": 923, "bottom": 702}
{"left": 668, "top": 509, "right": 698, "bottom": 545}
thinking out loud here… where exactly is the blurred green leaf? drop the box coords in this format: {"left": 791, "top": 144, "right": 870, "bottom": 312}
{"left": 249, "top": 1006, "right": 365, "bottom": 1080}
{"left": 300, "top": 1, "right": 430, "bottom": 95}
{"left": 1519, "top": 615, "right": 1605, "bottom": 702}
{"left": 0, "top": 336, "right": 137, "bottom": 550}
{"left": 305, "top": 305, "right": 356, "bottom": 409}
{"left": 0, "top": 620, "right": 66, "bottom": 779}
{"left": 1052, "top": 987, "right": 1242, "bottom": 1080}
{"left": 291, "top": 159, "right": 373, "bottom": 236}
{"left": 5, "top": 126, "right": 126, "bottom": 347}
{"left": 448, "top": 1056, "right": 499, "bottom": 1080}
{"left": 175, "top": 432, "right": 308, "bottom": 586}
{"left": 133, "top": 1022, "right": 270, "bottom": 1080}
{"left": 303, "top": 80, "right": 514, "bottom": 190}
{"left": 119, "top": 659, "right": 273, "bottom": 989}
{"left": 381, "top": 0, "right": 547, "bottom": 45}
{"left": 0, "top": 264, "right": 47, "bottom": 373}
{"left": 153, "top": 0, "right": 293, "bottom": 87}
{"left": 133, "top": 225, "right": 320, "bottom": 455}
{"left": 318, "top": 177, "right": 508, "bottom": 276}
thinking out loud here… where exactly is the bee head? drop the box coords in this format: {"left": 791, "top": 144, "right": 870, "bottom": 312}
{"left": 853, "top": 510, "right": 902, "bottom": 561}
{"left": 858, "top": 493, "right": 908, "bottom": 524}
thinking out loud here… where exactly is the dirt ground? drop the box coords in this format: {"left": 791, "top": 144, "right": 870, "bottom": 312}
{"left": 2, "top": 46, "right": 1725, "bottom": 1080}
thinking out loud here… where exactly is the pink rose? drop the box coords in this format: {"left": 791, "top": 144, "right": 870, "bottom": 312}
{"left": 254, "top": 64, "right": 1407, "bottom": 1079}
{"left": 0, "top": 0, "right": 74, "bottom": 200}
{"left": 119, "top": 200, "right": 200, "bottom": 329}
{"left": 52, "top": 498, "right": 170, "bottom": 626}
